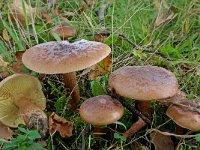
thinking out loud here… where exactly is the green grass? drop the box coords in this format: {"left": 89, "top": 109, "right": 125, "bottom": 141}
{"left": 0, "top": 0, "right": 200, "bottom": 149}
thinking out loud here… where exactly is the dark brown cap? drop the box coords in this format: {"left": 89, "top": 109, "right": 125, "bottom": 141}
{"left": 109, "top": 66, "right": 178, "bottom": 100}
{"left": 22, "top": 40, "right": 111, "bottom": 74}
{"left": 79, "top": 95, "right": 124, "bottom": 126}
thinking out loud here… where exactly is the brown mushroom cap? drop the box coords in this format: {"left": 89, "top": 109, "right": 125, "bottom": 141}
{"left": 51, "top": 24, "right": 77, "bottom": 39}
{"left": 79, "top": 95, "right": 124, "bottom": 126}
{"left": 166, "top": 100, "right": 200, "bottom": 131}
{"left": 22, "top": 39, "right": 111, "bottom": 74}
{"left": 0, "top": 122, "right": 13, "bottom": 139}
{"left": 109, "top": 66, "right": 178, "bottom": 100}
{"left": 0, "top": 74, "right": 46, "bottom": 127}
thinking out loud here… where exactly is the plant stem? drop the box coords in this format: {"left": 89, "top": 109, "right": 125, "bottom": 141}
{"left": 63, "top": 72, "right": 80, "bottom": 111}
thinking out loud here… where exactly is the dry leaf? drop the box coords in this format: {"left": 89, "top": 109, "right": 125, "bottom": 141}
{"left": 9, "top": 0, "right": 35, "bottom": 25}
{"left": 2, "top": 28, "right": 10, "bottom": 42}
{"left": 150, "top": 131, "right": 174, "bottom": 150}
{"left": 8, "top": 51, "right": 26, "bottom": 73}
{"left": 49, "top": 112, "right": 73, "bottom": 138}
{"left": 0, "top": 122, "right": 13, "bottom": 139}
{"left": 88, "top": 55, "right": 111, "bottom": 80}
{"left": 41, "top": 13, "right": 53, "bottom": 23}
{"left": 155, "top": 6, "right": 176, "bottom": 27}
{"left": 0, "top": 55, "right": 7, "bottom": 67}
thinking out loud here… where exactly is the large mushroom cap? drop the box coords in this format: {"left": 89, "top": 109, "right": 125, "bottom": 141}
{"left": 79, "top": 95, "right": 124, "bottom": 126}
{"left": 109, "top": 66, "right": 178, "bottom": 100}
{"left": 22, "top": 39, "right": 111, "bottom": 74}
{"left": 0, "top": 74, "right": 46, "bottom": 127}
{"left": 166, "top": 100, "right": 200, "bottom": 131}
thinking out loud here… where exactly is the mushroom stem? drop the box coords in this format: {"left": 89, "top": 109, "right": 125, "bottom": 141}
{"left": 123, "top": 117, "right": 146, "bottom": 138}
{"left": 135, "top": 101, "right": 152, "bottom": 117}
{"left": 63, "top": 72, "right": 80, "bottom": 111}
{"left": 14, "top": 97, "right": 48, "bottom": 136}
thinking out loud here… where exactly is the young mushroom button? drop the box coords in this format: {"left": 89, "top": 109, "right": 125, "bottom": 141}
{"left": 0, "top": 74, "right": 47, "bottom": 136}
{"left": 22, "top": 40, "right": 111, "bottom": 110}
{"left": 79, "top": 95, "right": 124, "bottom": 126}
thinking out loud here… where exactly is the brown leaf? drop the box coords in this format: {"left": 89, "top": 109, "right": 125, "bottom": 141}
{"left": 8, "top": 51, "right": 26, "bottom": 73}
{"left": 150, "top": 131, "right": 174, "bottom": 150}
{"left": 49, "top": 112, "right": 73, "bottom": 138}
{"left": 2, "top": 28, "right": 10, "bottom": 42}
{"left": 88, "top": 55, "right": 111, "bottom": 80}
{"left": 9, "top": 0, "right": 35, "bottom": 25}
{"left": 0, "top": 122, "right": 13, "bottom": 139}
{"left": 155, "top": 6, "right": 176, "bottom": 27}
{"left": 41, "top": 13, "right": 53, "bottom": 23}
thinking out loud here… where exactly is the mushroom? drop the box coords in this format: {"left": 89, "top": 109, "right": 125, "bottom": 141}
{"left": 51, "top": 23, "right": 77, "bottom": 40}
{"left": 22, "top": 39, "right": 111, "bottom": 110}
{"left": 80, "top": 95, "right": 124, "bottom": 126}
{"left": 0, "top": 74, "right": 47, "bottom": 136}
{"left": 109, "top": 66, "right": 179, "bottom": 137}
{"left": 0, "top": 122, "right": 13, "bottom": 139}
{"left": 79, "top": 95, "right": 124, "bottom": 140}
{"left": 166, "top": 99, "right": 200, "bottom": 131}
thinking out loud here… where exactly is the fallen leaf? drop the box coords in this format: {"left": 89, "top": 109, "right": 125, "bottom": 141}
{"left": 155, "top": 5, "right": 176, "bottom": 27}
{"left": 0, "top": 122, "right": 13, "bottom": 139}
{"left": 88, "top": 55, "right": 111, "bottom": 80}
{"left": 41, "top": 13, "right": 53, "bottom": 23}
{"left": 9, "top": 0, "right": 36, "bottom": 25}
{"left": 150, "top": 130, "right": 174, "bottom": 150}
{"left": 0, "top": 55, "right": 7, "bottom": 67}
{"left": 49, "top": 112, "right": 73, "bottom": 138}
{"left": 2, "top": 28, "right": 10, "bottom": 42}
{"left": 8, "top": 51, "right": 26, "bottom": 73}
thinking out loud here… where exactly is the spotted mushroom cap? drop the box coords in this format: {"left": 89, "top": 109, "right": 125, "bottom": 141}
{"left": 166, "top": 99, "right": 200, "bottom": 131}
{"left": 22, "top": 39, "right": 111, "bottom": 74}
{"left": 51, "top": 24, "right": 77, "bottom": 39}
{"left": 79, "top": 95, "right": 124, "bottom": 126}
{"left": 109, "top": 66, "right": 178, "bottom": 100}
{"left": 0, "top": 74, "right": 46, "bottom": 127}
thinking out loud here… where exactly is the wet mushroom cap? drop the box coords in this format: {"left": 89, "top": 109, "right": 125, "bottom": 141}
{"left": 51, "top": 24, "right": 77, "bottom": 39}
{"left": 79, "top": 95, "right": 124, "bottom": 126}
{"left": 166, "top": 100, "right": 200, "bottom": 131}
{"left": 0, "top": 74, "right": 46, "bottom": 127}
{"left": 22, "top": 39, "right": 111, "bottom": 74}
{"left": 109, "top": 66, "right": 178, "bottom": 100}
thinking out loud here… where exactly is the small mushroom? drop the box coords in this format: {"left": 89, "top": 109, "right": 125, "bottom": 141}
{"left": 0, "top": 122, "right": 13, "bottom": 139}
{"left": 0, "top": 74, "right": 47, "bottom": 136}
{"left": 79, "top": 95, "right": 124, "bottom": 126}
{"left": 22, "top": 39, "right": 111, "bottom": 110}
{"left": 9, "top": 0, "right": 36, "bottom": 25}
{"left": 166, "top": 99, "right": 200, "bottom": 131}
{"left": 109, "top": 66, "right": 178, "bottom": 137}
{"left": 51, "top": 23, "right": 77, "bottom": 40}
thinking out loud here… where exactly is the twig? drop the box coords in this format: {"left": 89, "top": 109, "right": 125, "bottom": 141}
{"left": 147, "top": 128, "right": 196, "bottom": 138}
{"left": 111, "top": 93, "right": 151, "bottom": 125}
{"left": 123, "top": 117, "right": 146, "bottom": 138}
{"left": 98, "top": 1, "right": 112, "bottom": 21}
{"left": 86, "top": 31, "right": 167, "bottom": 59}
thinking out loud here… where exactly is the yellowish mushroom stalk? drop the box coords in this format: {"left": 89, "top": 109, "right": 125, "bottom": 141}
{"left": 0, "top": 74, "right": 47, "bottom": 136}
